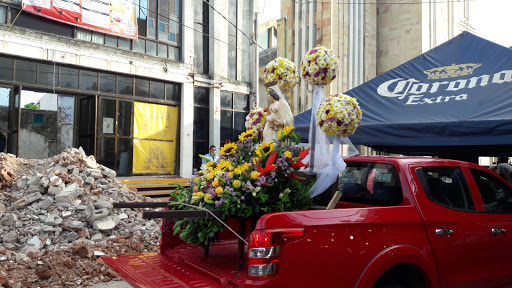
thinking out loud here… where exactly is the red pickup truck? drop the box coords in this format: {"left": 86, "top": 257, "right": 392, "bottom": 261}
{"left": 103, "top": 156, "right": 512, "bottom": 288}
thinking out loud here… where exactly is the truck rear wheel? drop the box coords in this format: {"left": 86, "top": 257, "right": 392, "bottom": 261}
{"left": 373, "top": 263, "right": 426, "bottom": 288}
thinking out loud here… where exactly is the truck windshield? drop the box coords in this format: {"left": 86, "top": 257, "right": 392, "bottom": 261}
{"left": 339, "top": 163, "right": 403, "bottom": 206}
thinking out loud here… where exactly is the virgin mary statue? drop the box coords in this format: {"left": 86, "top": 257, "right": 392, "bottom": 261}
{"left": 262, "top": 83, "right": 294, "bottom": 143}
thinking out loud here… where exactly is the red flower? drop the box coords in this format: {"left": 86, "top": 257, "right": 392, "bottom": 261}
{"left": 257, "top": 152, "right": 277, "bottom": 176}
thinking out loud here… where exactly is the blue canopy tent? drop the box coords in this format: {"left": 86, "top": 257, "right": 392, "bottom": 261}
{"left": 294, "top": 32, "right": 512, "bottom": 162}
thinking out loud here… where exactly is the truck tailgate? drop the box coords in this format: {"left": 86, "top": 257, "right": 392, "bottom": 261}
{"left": 103, "top": 252, "right": 224, "bottom": 287}
{"left": 103, "top": 240, "right": 245, "bottom": 288}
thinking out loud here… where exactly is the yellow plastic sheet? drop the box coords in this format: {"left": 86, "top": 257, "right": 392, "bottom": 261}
{"left": 133, "top": 139, "right": 176, "bottom": 174}
{"left": 133, "top": 102, "right": 178, "bottom": 174}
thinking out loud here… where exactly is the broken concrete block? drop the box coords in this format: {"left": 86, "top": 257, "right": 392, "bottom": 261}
{"left": 101, "top": 168, "right": 116, "bottom": 179}
{"left": 27, "top": 185, "right": 44, "bottom": 193}
{"left": 89, "top": 169, "right": 103, "bottom": 179}
{"left": 94, "top": 199, "right": 112, "bottom": 210}
{"left": 91, "top": 208, "right": 109, "bottom": 222}
{"left": 44, "top": 213, "right": 62, "bottom": 226}
{"left": 47, "top": 186, "right": 63, "bottom": 195}
{"left": 55, "top": 191, "right": 76, "bottom": 206}
{"left": 39, "top": 197, "right": 53, "bottom": 210}
{"left": 14, "top": 192, "right": 42, "bottom": 208}
{"left": 27, "top": 175, "right": 40, "bottom": 186}
{"left": 93, "top": 216, "right": 120, "bottom": 231}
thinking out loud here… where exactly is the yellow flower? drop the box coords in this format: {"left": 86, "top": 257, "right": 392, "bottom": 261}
{"left": 238, "top": 163, "right": 250, "bottom": 173}
{"left": 196, "top": 192, "right": 204, "bottom": 197}
{"left": 206, "top": 161, "right": 214, "bottom": 167}
{"left": 220, "top": 142, "right": 237, "bottom": 156}
{"left": 256, "top": 142, "right": 275, "bottom": 157}
{"left": 228, "top": 172, "right": 234, "bottom": 178}
{"left": 284, "top": 151, "right": 292, "bottom": 159}
{"left": 194, "top": 177, "right": 200, "bottom": 183}
{"left": 215, "top": 187, "right": 224, "bottom": 195}
{"left": 233, "top": 180, "right": 241, "bottom": 188}
{"left": 251, "top": 171, "right": 261, "bottom": 180}
{"left": 204, "top": 194, "right": 212, "bottom": 201}
{"left": 212, "top": 180, "right": 219, "bottom": 187}
{"left": 239, "top": 130, "right": 256, "bottom": 141}
{"left": 252, "top": 157, "right": 260, "bottom": 166}
{"left": 234, "top": 168, "right": 241, "bottom": 174}
{"left": 282, "top": 125, "right": 295, "bottom": 136}
{"left": 206, "top": 173, "right": 214, "bottom": 180}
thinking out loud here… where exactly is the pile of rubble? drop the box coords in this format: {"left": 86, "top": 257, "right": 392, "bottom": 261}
{"left": 0, "top": 148, "right": 162, "bottom": 287}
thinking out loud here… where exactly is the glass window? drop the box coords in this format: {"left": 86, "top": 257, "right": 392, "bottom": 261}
{"left": 100, "top": 73, "right": 116, "bottom": 93}
{"left": 137, "top": 0, "right": 148, "bottom": 37}
{"left": 234, "top": 94, "right": 249, "bottom": 111}
{"left": 92, "top": 32, "right": 105, "bottom": 44}
{"left": 147, "top": 41, "right": 157, "bottom": 56}
{"left": 221, "top": 92, "right": 233, "bottom": 109}
{"left": 166, "top": 83, "right": 180, "bottom": 102}
{"left": 15, "top": 60, "right": 37, "bottom": 84}
{"left": 60, "top": 67, "right": 79, "bottom": 89}
{"left": 168, "top": 46, "right": 177, "bottom": 61}
{"left": 234, "top": 111, "right": 247, "bottom": 139}
{"left": 220, "top": 110, "right": 233, "bottom": 143}
{"left": 105, "top": 35, "right": 117, "bottom": 47}
{"left": 194, "top": 87, "right": 209, "bottom": 106}
{"left": 77, "top": 28, "right": 92, "bottom": 42}
{"left": 416, "top": 166, "right": 474, "bottom": 210}
{"left": 134, "top": 39, "right": 146, "bottom": 53}
{"left": 151, "top": 81, "right": 165, "bottom": 100}
{"left": 118, "top": 38, "right": 131, "bottom": 50}
{"left": 0, "top": 56, "right": 13, "bottom": 81}
{"left": 148, "top": 0, "right": 156, "bottom": 38}
{"left": 118, "top": 76, "right": 133, "bottom": 96}
{"left": 117, "top": 138, "right": 133, "bottom": 175}
{"left": 100, "top": 137, "right": 115, "bottom": 170}
{"left": 339, "top": 162, "right": 403, "bottom": 206}
{"left": 194, "top": 0, "right": 208, "bottom": 74}
{"left": 101, "top": 99, "right": 116, "bottom": 135}
{"left": 38, "top": 63, "right": 57, "bottom": 87}
{"left": 135, "top": 78, "right": 149, "bottom": 98}
{"left": 158, "top": 43, "right": 168, "bottom": 58}
{"left": 470, "top": 169, "right": 512, "bottom": 213}
{"left": 118, "top": 101, "right": 132, "bottom": 137}
{"left": 80, "top": 70, "right": 98, "bottom": 91}
{"left": 0, "top": 6, "right": 6, "bottom": 24}
{"left": 194, "top": 106, "right": 209, "bottom": 139}
{"left": 227, "top": 0, "right": 237, "bottom": 80}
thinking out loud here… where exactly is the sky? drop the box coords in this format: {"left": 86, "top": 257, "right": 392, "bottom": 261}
{"left": 258, "top": 0, "right": 512, "bottom": 48}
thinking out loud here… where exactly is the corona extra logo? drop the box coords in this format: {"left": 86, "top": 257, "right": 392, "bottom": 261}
{"left": 424, "top": 63, "right": 482, "bottom": 79}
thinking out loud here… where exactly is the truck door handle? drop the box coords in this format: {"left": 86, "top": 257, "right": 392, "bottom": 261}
{"left": 435, "top": 228, "right": 454, "bottom": 236}
{"left": 492, "top": 227, "right": 506, "bottom": 234}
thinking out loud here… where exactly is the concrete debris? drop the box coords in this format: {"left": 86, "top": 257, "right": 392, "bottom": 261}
{"left": 0, "top": 148, "right": 162, "bottom": 286}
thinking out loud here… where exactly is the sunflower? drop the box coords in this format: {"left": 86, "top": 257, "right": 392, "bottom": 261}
{"left": 238, "top": 129, "right": 256, "bottom": 142}
{"left": 220, "top": 142, "right": 237, "bottom": 156}
{"left": 256, "top": 142, "right": 275, "bottom": 157}
{"left": 279, "top": 125, "right": 295, "bottom": 139}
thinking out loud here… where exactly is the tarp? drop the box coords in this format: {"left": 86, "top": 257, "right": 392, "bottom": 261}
{"left": 295, "top": 32, "right": 512, "bottom": 152}
{"left": 133, "top": 102, "right": 178, "bottom": 174}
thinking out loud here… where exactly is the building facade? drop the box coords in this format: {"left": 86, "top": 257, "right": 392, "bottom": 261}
{"left": 0, "top": 0, "right": 258, "bottom": 177}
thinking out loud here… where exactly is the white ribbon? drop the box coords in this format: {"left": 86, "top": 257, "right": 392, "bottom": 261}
{"left": 308, "top": 86, "right": 359, "bottom": 197}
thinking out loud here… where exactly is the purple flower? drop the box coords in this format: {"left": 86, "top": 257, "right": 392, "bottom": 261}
{"left": 241, "top": 196, "right": 245, "bottom": 200}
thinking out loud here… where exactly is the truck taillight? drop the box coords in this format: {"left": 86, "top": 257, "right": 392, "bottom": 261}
{"left": 248, "top": 228, "right": 304, "bottom": 280}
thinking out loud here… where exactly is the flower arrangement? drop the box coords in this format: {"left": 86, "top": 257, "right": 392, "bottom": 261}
{"left": 316, "top": 94, "right": 363, "bottom": 138}
{"left": 170, "top": 125, "right": 312, "bottom": 248}
{"left": 245, "top": 107, "right": 269, "bottom": 134}
{"left": 300, "top": 46, "right": 339, "bottom": 86}
{"left": 263, "top": 57, "right": 299, "bottom": 94}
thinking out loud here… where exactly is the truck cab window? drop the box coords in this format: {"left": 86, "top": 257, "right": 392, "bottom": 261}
{"left": 470, "top": 169, "right": 512, "bottom": 213}
{"left": 416, "top": 167, "right": 474, "bottom": 211}
{"left": 339, "top": 163, "right": 403, "bottom": 206}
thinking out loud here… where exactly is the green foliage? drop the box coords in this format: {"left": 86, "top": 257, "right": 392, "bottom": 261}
{"left": 169, "top": 126, "right": 314, "bottom": 248}
{"left": 24, "top": 102, "right": 38, "bottom": 109}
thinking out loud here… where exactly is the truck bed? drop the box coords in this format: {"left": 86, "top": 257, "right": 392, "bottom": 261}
{"left": 103, "top": 239, "right": 246, "bottom": 288}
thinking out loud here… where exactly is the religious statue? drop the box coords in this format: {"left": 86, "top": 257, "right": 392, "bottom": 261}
{"left": 262, "top": 83, "right": 294, "bottom": 144}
